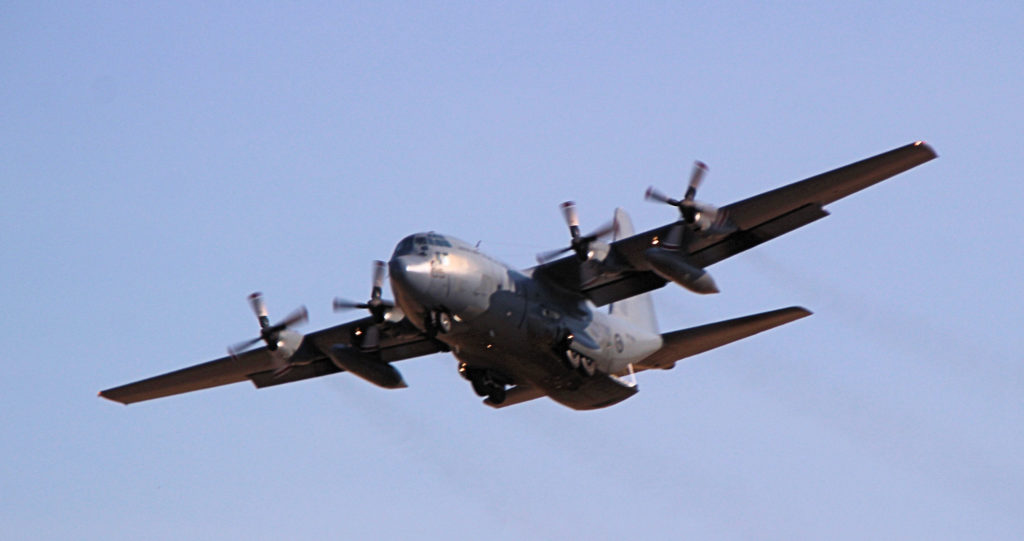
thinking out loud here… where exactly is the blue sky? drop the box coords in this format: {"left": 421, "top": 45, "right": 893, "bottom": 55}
{"left": 2, "top": 2, "right": 1022, "bottom": 539}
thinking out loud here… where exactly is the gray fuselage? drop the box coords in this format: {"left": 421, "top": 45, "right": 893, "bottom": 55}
{"left": 387, "top": 232, "right": 661, "bottom": 408}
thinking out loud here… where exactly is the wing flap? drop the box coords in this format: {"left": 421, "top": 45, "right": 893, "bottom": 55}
{"left": 636, "top": 306, "right": 812, "bottom": 370}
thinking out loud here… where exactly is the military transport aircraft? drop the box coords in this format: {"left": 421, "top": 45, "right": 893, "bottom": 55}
{"left": 100, "top": 142, "right": 936, "bottom": 410}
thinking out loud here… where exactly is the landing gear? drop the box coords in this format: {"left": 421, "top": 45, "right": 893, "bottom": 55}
{"left": 579, "top": 355, "right": 596, "bottom": 376}
{"left": 428, "top": 309, "right": 453, "bottom": 336}
{"left": 487, "top": 386, "right": 506, "bottom": 405}
{"left": 458, "top": 363, "right": 506, "bottom": 404}
{"left": 563, "top": 349, "right": 596, "bottom": 377}
{"left": 436, "top": 311, "right": 453, "bottom": 334}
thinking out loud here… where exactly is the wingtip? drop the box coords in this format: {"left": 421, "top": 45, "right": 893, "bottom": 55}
{"left": 98, "top": 390, "right": 129, "bottom": 405}
{"left": 788, "top": 306, "right": 814, "bottom": 318}
{"left": 911, "top": 140, "right": 938, "bottom": 159}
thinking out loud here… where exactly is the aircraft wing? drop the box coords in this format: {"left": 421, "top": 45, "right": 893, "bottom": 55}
{"left": 99, "top": 316, "right": 442, "bottom": 405}
{"left": 535, "top": 141, "right": 937, "bottom": 305}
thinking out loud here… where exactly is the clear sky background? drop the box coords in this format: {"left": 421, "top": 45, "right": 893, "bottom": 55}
{"left": 2, "top": 2, "right": 1022, "bottom": 540}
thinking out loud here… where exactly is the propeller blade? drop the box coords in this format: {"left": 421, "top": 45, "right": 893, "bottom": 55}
{"left": 536, "top": 246, "right": 572, "bottom": 264}
{"left": 248, "top": 292, "right": 269, "bottom": 328}
{"left": 228, "top": 337, "right": 262, "bottom": 358}
{"left": 685, "top": 161, "right": 708, "bottom": 201}
{"left": 645, "top": 186, "right": 678, "bottom": 206}
{"left": 371, "top": 260, "right": 386, "bottom": 300}
{"left": 276, "top": 306, "right": 309, "bottom": 329}
{"left": 560, "top": 201, "right": 581, "bottom": 238}
{"left": 560, "top": 201, "right": 580, "bottom": 228}
{"left": 333, "top": 298, "right": 370, "bottom": 312}
{"left": 581, "top": 219, "right": 616, "bottom": 242}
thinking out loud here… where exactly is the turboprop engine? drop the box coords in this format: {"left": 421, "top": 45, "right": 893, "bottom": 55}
{"left": 326, "top": 345, "right": 407, "bottom": 389}
{"left": 643, "top": 160, "right": 737, "bottom": 295}
{"left": 645, "top": 246, "right": 719, "bottom": 295}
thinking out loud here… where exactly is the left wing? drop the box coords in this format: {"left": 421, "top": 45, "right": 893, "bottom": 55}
{"left": 99, "top": 317, "right": 442, "bottom": 405}
{"left": 535, "top": 141, "right": 937, "bottom": 305}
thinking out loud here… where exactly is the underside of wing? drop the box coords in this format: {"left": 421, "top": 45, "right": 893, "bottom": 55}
{"left": 99, "top": 317, "right": 442, "bottom": 405}
{"left": 635, "top": 306, "right": 812, "bottom": 371}
{"left": 535, "top": 142, "right": 937, "bottom": 305}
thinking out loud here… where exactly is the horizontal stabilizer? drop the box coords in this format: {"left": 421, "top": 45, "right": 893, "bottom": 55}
{"left": 635, "top": 306, "right": 811, "bottom": 370}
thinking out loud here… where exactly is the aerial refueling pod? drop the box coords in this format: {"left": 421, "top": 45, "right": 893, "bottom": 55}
{"left": 645, "top": 246, "right": 719, "bottom": 295}
{"left": 326, "top": 345, "right": 408, "bottom": 389}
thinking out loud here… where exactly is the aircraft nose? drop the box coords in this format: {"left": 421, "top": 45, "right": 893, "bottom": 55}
{"left": 388, "top": 256, "right": 430, "bottom": 296}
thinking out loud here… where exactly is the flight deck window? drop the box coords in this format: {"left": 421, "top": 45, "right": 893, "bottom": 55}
{"left": 393, "top": 237, "right": 416, "bottom": 257}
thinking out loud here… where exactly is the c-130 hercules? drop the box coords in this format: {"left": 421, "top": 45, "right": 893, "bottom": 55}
{"left": 101, "top": 142, "right": 936, "bottom": 410}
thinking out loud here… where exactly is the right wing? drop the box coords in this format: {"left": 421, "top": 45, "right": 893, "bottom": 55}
{"left": 99, "top": 316, "right": 443, "bottom": 405}
{"left": 535, "top": 142, "right": 937, "bottom": 305}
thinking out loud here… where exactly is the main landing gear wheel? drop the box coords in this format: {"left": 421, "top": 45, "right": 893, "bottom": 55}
{"left": 471, "top": 377, "right": 490, "bottom": 397}
{"left": 564, "top": 349, "right": 581, "bottom": 369}
{"left": 436, "top": 311, "right": 453, "bottom": 334}
{"left": 429, "top": 310, "right": 453, "bottom": 335}
{"left": 564, "top": 349, "right": 596, "bottom": 376}
{"left": 487, "top": 386, "right": 506, "bottom": 405}
{"left": 461, "top": 364, "right": 506, "bottom": 404}
{"left": 579, "top": 355, "right": 596, "bottom": 376}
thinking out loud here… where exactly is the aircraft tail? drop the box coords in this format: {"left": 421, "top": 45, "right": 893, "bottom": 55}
{"left": 608, "top": 208, "right": 659, "bottom": 333}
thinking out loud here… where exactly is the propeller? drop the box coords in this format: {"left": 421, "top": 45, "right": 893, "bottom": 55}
{"left": 536, "top": 201, "right": 616, "bottom": 263}
{"left": 228, "top": 292, "right": 308, "bottom": 357}
{"left": 646, "top": 160, "right": 731, "bottom": 247}
{"left": 645, "top": 160, "right": 708, "bottom": 224}
{"left": 333, "top": 260, "right": 394, "bottom": 351}
{"left": 333, "top": 261, "right": 389, "bottom": 322}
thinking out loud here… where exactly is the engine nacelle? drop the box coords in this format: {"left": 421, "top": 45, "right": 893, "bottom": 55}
{"left": 645, "top": 247, "right": 719, "bottom": 294}
{"left": 691, "top": 202, "right": 735, "bottom": 235}
{"left": 327, "top": 345, "right": 408, "bottom": 389}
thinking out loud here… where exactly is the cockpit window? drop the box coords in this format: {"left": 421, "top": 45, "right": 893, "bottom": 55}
{"left": 392, "top": 236, "right": 416, "bottom": 257}
{"left": 393, "top": 234, "right": 452, "bottom": 257}
{"left": 424, "top": 234, "right": 452, "bottom": 247}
